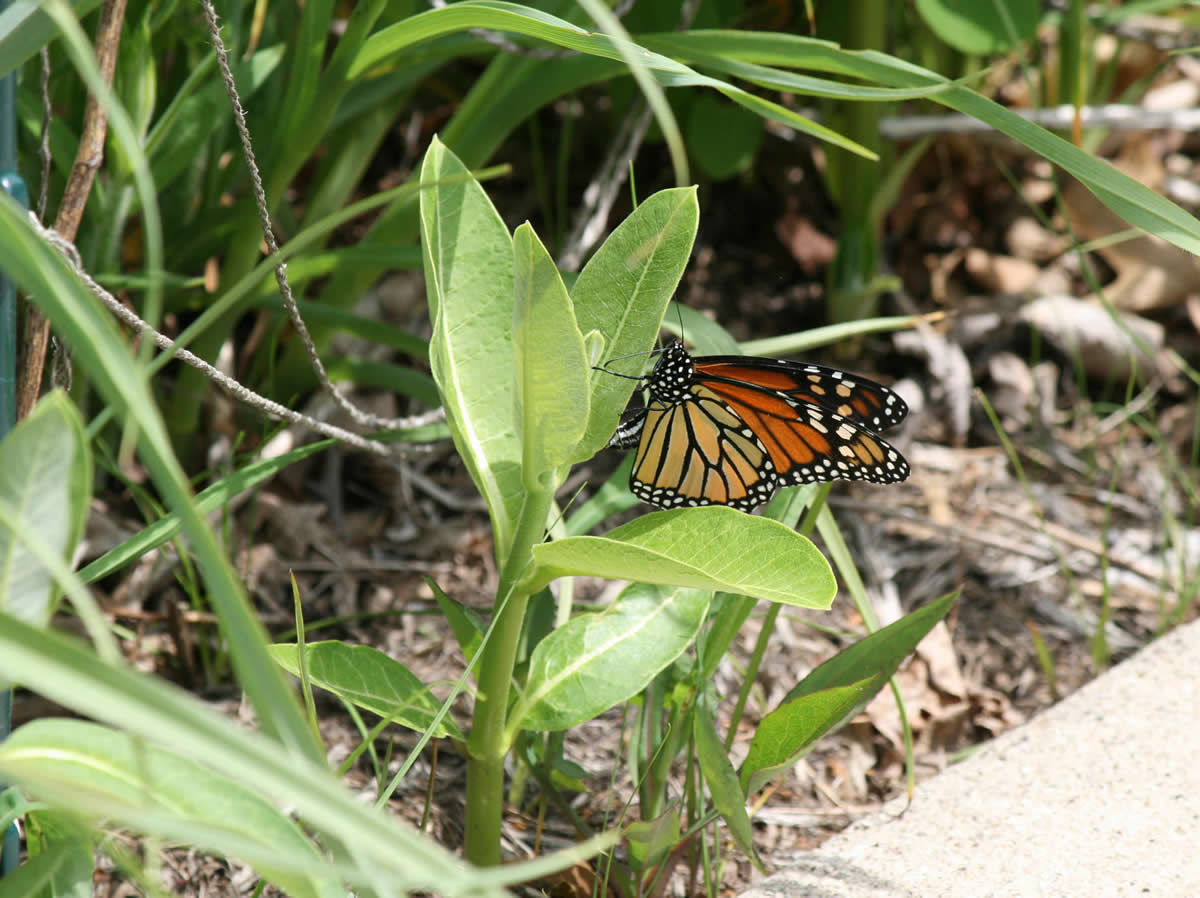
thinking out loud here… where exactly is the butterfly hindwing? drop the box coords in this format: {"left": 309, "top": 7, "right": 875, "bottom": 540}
{"left": 630, "top": 391, "right": 775, "bottom": 510}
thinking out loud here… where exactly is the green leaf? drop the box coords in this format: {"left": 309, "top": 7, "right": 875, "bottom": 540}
{"left": 0, "top": 720, "right": 333, "bottom": 898}
{"left": 147, "top": 46, "right": 286, "bottom": 193}
{"left": 625, "top": 808, "right": 679, "bottom": 874}
{"left": 685, "top": 93, "right": 764, "bottom": 181}
{"left": 21, "top": 810, "right": 93, "bottom": 898}
{"left": 738, "top": 314, "right": 928, "bottom": 358}
{"left": 916, "top": 0, "right": 1041, "bottom": 54}
{"left": 528, "top": 508, "right": 836, "bottom": 608}
{"left": 0, "top": 836, "right": 90, "bottom": 898}
{"left": 512, "top": 584, "right": 711, "bottom": 732}
{"left": 693, "top": 709, "right": 761, "bottom": 870}
{"left": 0, "top": 785, "right": 34, "bottom": 835}
{"left": 641, "top": 34, "right": 962, "bottom": 102}
{"left": 740, "top": 592, "right": 959, "bottom": 794}
{"left": 109, "top": 14, "right": 156, "bottom": 182}
{"left": 420, "top": 137, "right": 522, "bottom": 559}
{"left": 661, "top": 31, "right": 1200, "bottom": 258}
{"left": 350, "top": 3, "right": 875, "bottom": 158}
{"left": 268, "top": 642, "right": 465, "bottom": 741}
{"left": 0, "top": 392, "right": 90, "bottom": 628}
{"left": 428, "top": 578, "right": 485, "bottom": 666}
{"left": 816, "top": 502, "right": 881, "bottom": 634}
{"left": 665, "top": 301, "right": 741, "bottom": 354}
{"left": 322, "top": 358, "right": 439, "bottom": 406}
{"left": 563, "top": 453, "right": 640, "bottom": 536}
{"left": 512, "top": 222, "right": 589, "bottom": 484}
{"left": 516, "top": 586, "right": 557, "bottom": 667}
{"left": 0, "top": 0, "right": 104, "bottom": 79}
{"left": 582, "top": 329, "right": 606, "bottom": 367}
{"left": 79, "top": 440, "right": 333, "bottom": 585}
{"left": 574, "top": 187, "right": 699, "bottom": 460}
{"left": 783, "top": 592, "right": 960, "bottom": 704}
{"left": 548, "top": 756, "right": 588, "bottom": 793}
{"left": 0, "top": 612, "right": 514, "bottom": 896}
{"left": 740, "top": 679, "right": 873, "bottom": 795}
{"left": 285, "top": 298, "right": 429, "bottom": 359}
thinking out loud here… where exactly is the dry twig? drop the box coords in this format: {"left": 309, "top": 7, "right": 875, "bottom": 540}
{"left": 21, "top": 3, "right": 449, "bottom": 461}
{"left": 17, "top": 0, "right": 128, "bottom": 420}
{"left": 30, "top": 217, "right": 429, "bottom": 458}
{"left": 201, "top": 0, "right": 424, "bottom": 434}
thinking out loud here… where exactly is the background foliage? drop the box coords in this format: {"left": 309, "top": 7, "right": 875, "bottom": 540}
{"left": 0, "top": 0, "right": 1197, "bottom": 895}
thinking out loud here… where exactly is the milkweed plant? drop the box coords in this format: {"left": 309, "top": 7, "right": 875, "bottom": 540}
{"left": 412, "top": 138, "right": 955, "bottom": 876}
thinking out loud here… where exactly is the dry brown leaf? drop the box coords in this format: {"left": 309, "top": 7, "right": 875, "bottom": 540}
{"left": 1018, "top": 294, "right": 1163, "bottom": 381}
{"left": 1006, "top": 216, "right": 1068, "bottom": 262}
{"left": 1187, "top": 295, "right": 1200, "bottom": 335}
{"left": 964, "top": 248, "right": 1041, "bottom": 294}
{"left": 987, "top": 351, "right": 1037, "bottom": 431}
{"left": 894, "top": 327, "right": 973, "bottom": 445}
{"left": 918, "top": 622, "right": 968, "bottom": 700}
{"left": 1061, "top": 142, "right": 1200, "bottom": 312}
{"left": 526, "top": 861, "right": 615, "bottom": 898}
{"left": 775, "top": 211, "right": 837, "bottom": 275}
{"left": 857, "top": 621, "right": 1021, "bottom": 767}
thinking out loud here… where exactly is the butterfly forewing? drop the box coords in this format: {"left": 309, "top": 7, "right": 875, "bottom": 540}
{"left": 696, "top": 379, "right": 910, "bottom": 486}
{"left": 694, "top": 357, "right": 908, "bottom": 432}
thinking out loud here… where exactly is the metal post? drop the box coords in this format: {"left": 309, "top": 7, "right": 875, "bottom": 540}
{"left": 0, "top": 0, "right": 30, "bottom": 875}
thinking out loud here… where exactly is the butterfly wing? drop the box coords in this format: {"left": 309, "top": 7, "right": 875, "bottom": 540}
{"left": 695, "top": 376, "right": 910, "bottom": 486}
{"left": 629, "top": 388, "right": 777, "bottom": 510}
{"left": 614, "top": 345, "right": 909, "bottom": 510}
{"left": 694, "top": 357, "right": 908, "bottom": 432}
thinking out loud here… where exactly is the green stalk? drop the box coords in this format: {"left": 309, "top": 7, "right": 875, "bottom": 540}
{"left": 723, "top": 602, "right": 779, "bottom": 753}
{"left": 827, "top": 0, "right": 886, "bottom": 327}
{"left": 723, "top": 483, "right": 830, "bottom": 752}
{"left": 639, "top": 673, "right": 669, "bottom": 819}
{"left": 646, "top": 681, "right": 692, "bottom": 822}
{"left": 1057, "top": 0, "right": 1085, "bottom": 109}
{"left": 464, "top": 488, "right": 554, "bottom": 866}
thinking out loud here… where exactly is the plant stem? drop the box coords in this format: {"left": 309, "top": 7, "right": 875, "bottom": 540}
{"left": 827, "top": 0, "right": 885, "bottom": 328}
{"left": 464, "top": 488, "right": 553, "bottom": 866}
{"left": 723, "top": 601, "right": 780, "bottom": 752}
{"left": 723, "top": 484, "right": 831, "bottom": 751}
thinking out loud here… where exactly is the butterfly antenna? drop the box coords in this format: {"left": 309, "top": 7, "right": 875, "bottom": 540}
{"left": 593, "top": 344, "right": 668, "bottom": 378}
{"left": 592, "top": 366, "right": 644, "bottom": 381}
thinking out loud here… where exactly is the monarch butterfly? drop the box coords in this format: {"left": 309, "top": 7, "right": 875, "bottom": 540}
{"left": 603, "top": 341, "right": 910, "bottom": 510}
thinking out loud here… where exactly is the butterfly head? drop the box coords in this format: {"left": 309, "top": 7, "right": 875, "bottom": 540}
{"left": 647, "top": 340, "right": 695, "bottom": 402}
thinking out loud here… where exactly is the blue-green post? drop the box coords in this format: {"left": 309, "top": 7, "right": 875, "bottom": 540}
{"left": 0, "top": 0, "right": 30, "bottom": 875}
